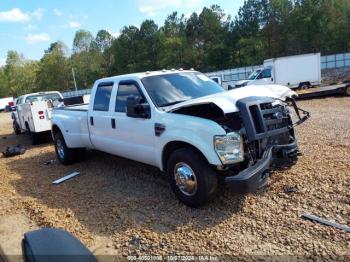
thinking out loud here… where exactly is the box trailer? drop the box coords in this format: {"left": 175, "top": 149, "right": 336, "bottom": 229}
{"left": 235, "top": 53, "right": 321, "bottom": 89}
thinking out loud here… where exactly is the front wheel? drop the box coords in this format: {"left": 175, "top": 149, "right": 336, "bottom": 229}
{"left": 167, "top": 147, "right": 218, "bottom": 207}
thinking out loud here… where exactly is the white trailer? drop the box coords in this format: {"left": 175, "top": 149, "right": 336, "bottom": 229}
{"left": 235, "top": 53, "right": 321, "bottom": 89}
{"left": 0, "top": 97, "right": 14, "bottom": 111}
{"left": 13, "top": 91, "right": 63, "bottom": 144}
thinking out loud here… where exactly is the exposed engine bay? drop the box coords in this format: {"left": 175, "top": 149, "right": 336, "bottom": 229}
{"left": 171, "top": 97, "right": 310, "bottom": 172}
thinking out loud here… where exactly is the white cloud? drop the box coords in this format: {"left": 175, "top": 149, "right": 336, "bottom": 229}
{"left": 68, "top": 21, "right": 81, "bottom": 28}
{"left": 138, "top": 0, "right": 203, "bottom": 16}
{"left": 0, "top": 58, "right": 6, "bottom": 67}
{"left": 24, "top": 24, "right": 37, "bottom": 31}
{"left": 31, "top": 8, "right": 45, "bottom": 20}
{"left": 184, "top": 9, "right": 201, "bottom": 19}
{"left": 0, "top": 8, "right": 30, "bottom": 22}
{"left": 53, "top": 8, "right": 63, "bottom": 16}
{"left": 106, "top": 28, "right": 120, "bottom": 38}
{"left": 25, "top": 33, "right": 50, "bottom": 44}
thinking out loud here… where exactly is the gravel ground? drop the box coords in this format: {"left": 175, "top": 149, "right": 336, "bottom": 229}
{"left": 0, "top": 97, "right": 349, "bottom": 260}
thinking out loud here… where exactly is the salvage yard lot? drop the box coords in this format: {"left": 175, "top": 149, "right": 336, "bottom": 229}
{"left": 0, "top": 97, "right": 349, "bottom": 258}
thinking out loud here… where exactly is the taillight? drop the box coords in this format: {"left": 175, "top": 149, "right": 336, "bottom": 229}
{"left": 38, "top": 111, "right": 45, "bottom": 119}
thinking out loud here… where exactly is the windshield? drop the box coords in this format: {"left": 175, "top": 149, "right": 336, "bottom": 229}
{"left": 141, "top": 72, "right": 224, "bottom": 107}
{"left": 25, "top": 93, "right": 62, "bottom": 103}
{"left": 248, "top": 70, "right": 261, "bottom": 80}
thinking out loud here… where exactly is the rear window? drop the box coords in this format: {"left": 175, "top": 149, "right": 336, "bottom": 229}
{"left": 93, "top": 84, "right": 113, "bottom": 111}
{"left": 25, "top": 93, "right": 61, "bottom": 103}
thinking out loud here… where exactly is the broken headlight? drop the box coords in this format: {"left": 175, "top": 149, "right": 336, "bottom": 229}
{"left": 214, "top": 132, "right": 244, "bottom": 165}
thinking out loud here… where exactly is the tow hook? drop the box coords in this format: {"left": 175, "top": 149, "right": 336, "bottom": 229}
{"left": 257, "top": 170, "right": 271, "bottom": 189}
{"left": 262, "top": 170, "right": 271, "bottom": 180}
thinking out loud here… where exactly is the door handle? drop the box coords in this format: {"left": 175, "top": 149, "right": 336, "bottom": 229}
{"left": 111, "top": 118, "right": 116, "bottom": 129}
{"left": 90, "top": 116, "right": 94, "bottom": 126}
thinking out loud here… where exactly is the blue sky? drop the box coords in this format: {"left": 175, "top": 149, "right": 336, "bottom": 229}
{"left": 0, "top": 0, "right": 245, "bottom": 65}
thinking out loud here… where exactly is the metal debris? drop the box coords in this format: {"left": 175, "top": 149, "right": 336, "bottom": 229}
{"left": 302, "top": 213, "right": 350, "bottom": 233}
{"left": 284, "top": 185, "right": 298, "bottom": 193}
{"left": 45, "top": 160, "right": 56, "bottom": 165}
{"left": 52, "top": 172, "right": 80, "bottom": 185}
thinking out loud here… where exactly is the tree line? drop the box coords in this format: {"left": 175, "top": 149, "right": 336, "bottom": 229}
{"left": 1, "top": 0, "right": 349, "bottom": 97}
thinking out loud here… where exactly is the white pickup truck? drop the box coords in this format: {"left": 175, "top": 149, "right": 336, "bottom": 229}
{"left": 51, "top": 70, "right": 309, "bottom": 207}
{"left": 13, "top": 91, "right": 63, "bottom": 144}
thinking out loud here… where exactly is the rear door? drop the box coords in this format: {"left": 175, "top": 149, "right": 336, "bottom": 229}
{"left": 88, "top": 82, "right": 115, "bottom": 152}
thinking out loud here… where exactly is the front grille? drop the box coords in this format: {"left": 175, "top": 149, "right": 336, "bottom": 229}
{"left": 237, "top": 97, "right": 291, "bottom": 142}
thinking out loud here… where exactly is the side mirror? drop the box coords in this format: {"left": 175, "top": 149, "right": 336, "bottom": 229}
{"left": 126, "top": 95, "right": 151, "bottom": 119}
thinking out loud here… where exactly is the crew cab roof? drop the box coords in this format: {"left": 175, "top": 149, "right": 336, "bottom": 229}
{"left": 95, "top": 70, "right": 196, "bottom": 85}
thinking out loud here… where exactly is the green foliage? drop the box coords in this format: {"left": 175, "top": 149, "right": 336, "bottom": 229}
{"left": 36, "top": 42, "right": 71, "bottom": 93}
{"left": 0, "top": 0, "right": 349, "bottom": 97}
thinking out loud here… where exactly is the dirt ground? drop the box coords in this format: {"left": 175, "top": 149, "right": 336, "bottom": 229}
{"left": 0, "top": 97, "right": 349, "bottom": 260}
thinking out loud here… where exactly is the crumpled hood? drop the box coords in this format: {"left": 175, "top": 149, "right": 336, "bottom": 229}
{"left": 167, "top": 84, "right": 297, "bottom": 114}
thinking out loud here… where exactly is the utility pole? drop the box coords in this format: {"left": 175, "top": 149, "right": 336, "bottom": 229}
{"left": 72, "top": 68, "right": 78, "bottom": 96}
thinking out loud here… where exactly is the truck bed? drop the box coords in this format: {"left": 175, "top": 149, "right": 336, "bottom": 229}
{"left": 55, "top": 104, "right": 89, "bottom": 111}
{"left": 52, "top": 104, "right": 92, "bottom": 148}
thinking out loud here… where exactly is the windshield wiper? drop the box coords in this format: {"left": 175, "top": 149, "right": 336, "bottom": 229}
{"left": 161, "top": 100, "right": 188, "bottom": 107}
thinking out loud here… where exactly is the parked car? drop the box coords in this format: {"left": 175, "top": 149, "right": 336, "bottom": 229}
{"left": 13, "top": 91, "right": 63, "bottom": 144}
{"left": 51, "top": 70, "right": 309, "bottom": 207}
{"left": 235, "top": 53, "right": 321, "bottom": 89}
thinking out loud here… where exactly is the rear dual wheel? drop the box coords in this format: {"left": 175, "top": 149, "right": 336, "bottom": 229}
{"left": 13, "top": 121, "right": 21, "bottom": 135}
{"left": 345, "top": 85, "right": 350, "bottom": 96}
{"left": 54, "top": 131, "right": 85, "bottom": 165}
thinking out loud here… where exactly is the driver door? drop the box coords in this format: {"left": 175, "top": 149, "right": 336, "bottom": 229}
{"left": 110, "top": 80, "right": 157, "bottom": 166}
{"left": 254, "top": 68, "right": 274, "bottom": 85}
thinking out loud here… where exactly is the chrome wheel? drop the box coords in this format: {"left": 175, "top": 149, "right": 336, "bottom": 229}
{"left": 346, "top": 86, "right": 350, "bottom": 95}
{"left": 56, "top": 138, "right": 65, "bottom": 159}
{"left": 174, "top": 162, "right": 197, "bottom": 196}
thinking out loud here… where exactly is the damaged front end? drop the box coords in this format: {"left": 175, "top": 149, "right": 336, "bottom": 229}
{"left": 172, "top": 96, "right": 310, "bottom": 193}
{"left": 221, "top": 96, "right": 309, "bottom": 192}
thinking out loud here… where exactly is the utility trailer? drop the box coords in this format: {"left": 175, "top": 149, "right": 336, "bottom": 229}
{"left": 297, "top": 82, "right": 350, "bottom": 99}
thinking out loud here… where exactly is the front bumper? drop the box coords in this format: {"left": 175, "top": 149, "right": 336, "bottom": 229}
{"left": 222, "top": 140, "right": 299, "bottom": 193}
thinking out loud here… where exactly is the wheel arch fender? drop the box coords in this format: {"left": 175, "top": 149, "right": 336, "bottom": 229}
{"left": 159, "top": 136, "right": 221, "bottom": 172}
{"left": 51, "top": 120, "right": 65, "bottom": 141}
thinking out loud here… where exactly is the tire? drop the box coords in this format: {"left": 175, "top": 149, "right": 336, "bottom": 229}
{"left": 54, "top": 131, "right": 85, "bottom": 165}
{"left": 13, "top": 121, "right": 21, "bottom": 135}
{"left": 167, "top": 147, "right": 218, "bottom": 207}
{"left": 345, "top": 85, "right": 350, "bottom": 96}
{"left": 29, "top": 131, "right": 40, "bottom": 145}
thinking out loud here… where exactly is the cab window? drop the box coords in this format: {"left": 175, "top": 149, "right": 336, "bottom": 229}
{"left": 261, "top": 69, "right": 272, "bottom": 78}
{"left": 115, "top": 81, "right": 144, "bottom": 113}
{"left": 93, "top": 83, "right": 113, "bottom": 111}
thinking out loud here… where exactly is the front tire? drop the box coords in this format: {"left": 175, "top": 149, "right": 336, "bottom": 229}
{"left": 167, "top": 147, "right": 218, "bottom": 207}
{"left": 54, "top": 131, "right": 85, "bottom": 165}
